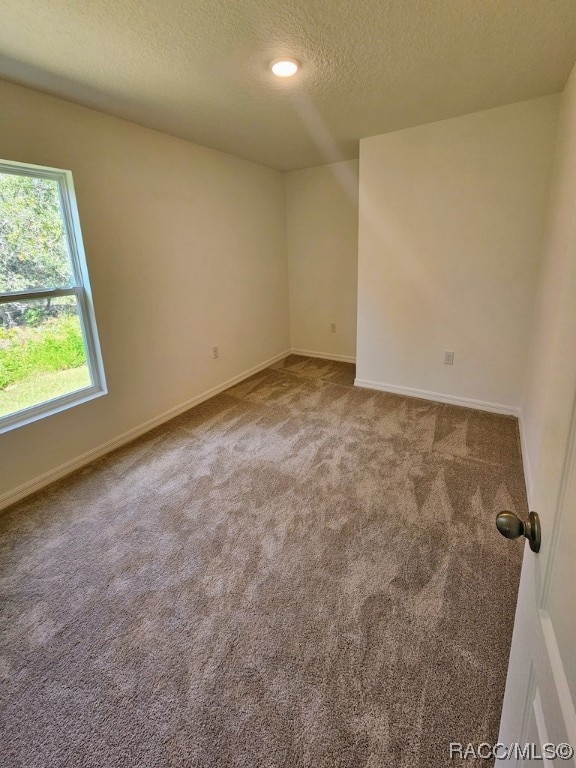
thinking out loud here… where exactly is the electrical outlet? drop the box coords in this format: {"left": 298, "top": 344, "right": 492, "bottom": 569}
{"left": 444, "top": 350, "right": 454, "bottom": 365}
{"left": 212, "top": 346, "right": 219, "bottom": 360}
{"left": 330, "top": 323, "right": 336, "bottom": 333}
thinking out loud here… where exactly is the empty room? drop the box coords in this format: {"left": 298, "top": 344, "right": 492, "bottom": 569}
{"left": 1, "top": 1, "right": 576, "bottom": 766}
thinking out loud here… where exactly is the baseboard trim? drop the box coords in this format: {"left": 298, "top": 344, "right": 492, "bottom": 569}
{"left": 518, "top": 411, "right": 534, "bottom": 504}
{"left": 4, "top": 354, "right": 522, "bottom": 510}
{"left": 291, "top": 348, "right": 356, "bottom": 364}
{"left": 0, "top": 349, "right": 291, "bottom": 512}
{"left": 354, "top": 378, "right": 521, "bottom": 417}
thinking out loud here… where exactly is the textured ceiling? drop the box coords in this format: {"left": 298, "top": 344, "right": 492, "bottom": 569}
{"left": 1, "top": 0, "right": 576, "bottom": 170}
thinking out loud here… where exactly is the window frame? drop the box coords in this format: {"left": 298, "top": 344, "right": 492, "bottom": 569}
{"left": 0, "top": 159, "right": 107, "bottom": 433}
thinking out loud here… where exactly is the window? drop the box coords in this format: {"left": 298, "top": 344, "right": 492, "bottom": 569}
{"left": 0, "top": 159, "right": 106, "bottom": 432}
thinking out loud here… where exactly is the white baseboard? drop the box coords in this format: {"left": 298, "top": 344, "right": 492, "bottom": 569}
{"left": 290, "top": 348, "right": 356, "bottom": 364}
{"left": 354, "top": 377, "right": 521, "bottom": 417}
{"left": 517, "top": 411, "right": 534, "bottom": 505}
{"left": 3, "top": 352, "right": 524, "bottom": 511}
{"left": 0, "top": 349, "right": 291, "bottom": 512}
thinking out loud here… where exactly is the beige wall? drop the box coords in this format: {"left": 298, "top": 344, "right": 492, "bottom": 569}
{"left": 356, "top": 96, "right": 560, "bottom": 411}
{"left": 1, "top": 80, "right": 571, "bottom": 506}
{"left": 285, "top": 160, "right": 358, "bottom": 361}
{"left": 0, "top": 79, "right": 290, "bottom": 500}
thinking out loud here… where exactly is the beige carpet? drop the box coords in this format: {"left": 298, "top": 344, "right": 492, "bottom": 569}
{"left": 0, "top": 355, "right": 526, "bottom": 767}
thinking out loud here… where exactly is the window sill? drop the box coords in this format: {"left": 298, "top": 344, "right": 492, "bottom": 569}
{"left": 0, "top": 384, "right": 107, "bottom": 434}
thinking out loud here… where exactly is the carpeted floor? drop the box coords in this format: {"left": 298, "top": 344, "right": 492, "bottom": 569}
{"left": 0, "top": 355, "right": 526, "bottom": 768}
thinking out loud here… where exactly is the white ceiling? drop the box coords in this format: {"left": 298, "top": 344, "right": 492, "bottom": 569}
{"left": 1, "top": 0, "right": 576, "bottom": 171}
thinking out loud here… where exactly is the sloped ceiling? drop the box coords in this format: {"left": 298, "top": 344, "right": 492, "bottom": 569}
{"left": 1, "top": 0, "right": 576, "bottom": 170}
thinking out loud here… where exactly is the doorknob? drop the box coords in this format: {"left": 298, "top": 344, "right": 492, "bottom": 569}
{"left": 495, "top": 510, "right": 541, "bottom": 553}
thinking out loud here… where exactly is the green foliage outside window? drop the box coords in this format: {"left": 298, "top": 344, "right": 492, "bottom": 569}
{"left": 0, "top": 172, "right": 72, "bottom": 295}
{"left": 0, "top": 317, "right": 86, "bottom": 389}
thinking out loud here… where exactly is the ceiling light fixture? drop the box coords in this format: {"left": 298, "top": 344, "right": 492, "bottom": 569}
{"left": 270, "top": 58, "right": 299, "bottom": 77}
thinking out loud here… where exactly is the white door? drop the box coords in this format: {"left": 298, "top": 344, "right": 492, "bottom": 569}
{"left": 499, "top": 394, "right": 576, "bottom": 765}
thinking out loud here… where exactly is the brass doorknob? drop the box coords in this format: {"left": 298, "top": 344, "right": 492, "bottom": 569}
{"left": 495, "top": 510, "right": 541, "bottom": 553}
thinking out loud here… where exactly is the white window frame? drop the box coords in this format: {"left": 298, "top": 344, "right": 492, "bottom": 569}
{"left": 0, "top": 159, "right": 107, "bottom": 433}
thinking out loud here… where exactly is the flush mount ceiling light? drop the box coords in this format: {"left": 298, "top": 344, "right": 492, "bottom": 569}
{"left": 270, "top": 58, "right": 299, "bottom": 77}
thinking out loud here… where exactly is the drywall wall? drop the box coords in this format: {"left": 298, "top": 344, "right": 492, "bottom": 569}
{"left": 356, "top": 96, "right": 560, "bottom": 411}
{"left": 0, "top": 78, "right": 289, "bottom": 502}
{"left": 285, "top": 160, "right": 358, "bottom": 361}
